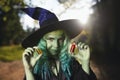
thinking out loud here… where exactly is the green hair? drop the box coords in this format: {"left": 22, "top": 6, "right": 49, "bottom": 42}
{"left": 33, "top": 32, "right": 72, "bottom": 80}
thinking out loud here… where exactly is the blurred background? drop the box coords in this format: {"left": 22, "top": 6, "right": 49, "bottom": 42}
{"left": 0, "top": 0, "right": 120, "bottom": 80}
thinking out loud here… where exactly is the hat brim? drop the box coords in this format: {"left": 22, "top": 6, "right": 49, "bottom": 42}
{"left": 22, "top": 19, "right": 83, "bottom": 48}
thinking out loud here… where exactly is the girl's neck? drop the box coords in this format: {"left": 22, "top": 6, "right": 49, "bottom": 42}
{"left": 51, "top": 60, "right": 60, "bottom": 76}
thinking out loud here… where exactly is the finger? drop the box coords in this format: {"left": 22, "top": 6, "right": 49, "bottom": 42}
{"left": 77, "top": 42, "right": 82, "bottom": 47}
{"left": 83, "top": 45, "right": 89, "bottom": 49}
{"left": 24, "top": 53, "right": 29, "bottom": 57}
{"left": 27, "top": 47, "right": 34, "bottom": 53}
{"left": 81, "top": 43, "right": 86, "bottom": 49}
{"left": 33, "top": 46, "right": 38, "bottom": 50}
{"left": 23, "top": 50, "right": 29, "bottom": 57}
{"left": 24, "top": 49, "right": 32, "bottom": 57}
{"left": 34, "top": 54, "right": 42, "bottom": 62}
{"left": 24, "top": 48, "right": 34, "bottom": 56}
{"left": 23, "top": 54, "right": 31, "bottom": 63}
{"left": 78, "top": 42, "right": 85, "bottom": 49}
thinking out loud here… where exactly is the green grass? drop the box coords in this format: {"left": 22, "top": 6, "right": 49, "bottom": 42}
{"left": 0, "top": 45, "right": 24, "bottom": 62}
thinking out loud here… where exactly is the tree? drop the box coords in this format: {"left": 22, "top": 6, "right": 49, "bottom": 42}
{"left": 0, "top": 0, "right": 26, "bottom": 45}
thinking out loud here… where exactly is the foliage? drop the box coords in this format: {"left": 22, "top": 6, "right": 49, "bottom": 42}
{"left": 0, "top": 45, "right": 24, "bottom": 61}
{"left": 0, "top": 0, "right": 26, "bottom": 46}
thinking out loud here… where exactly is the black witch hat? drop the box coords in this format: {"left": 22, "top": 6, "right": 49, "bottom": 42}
{"left": 21, "top": 7, "right": 83, "bottom": 48}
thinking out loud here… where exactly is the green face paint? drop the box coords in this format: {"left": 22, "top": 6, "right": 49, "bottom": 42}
{"left": 43, "top": 30, "right": 65, "bottom": 56}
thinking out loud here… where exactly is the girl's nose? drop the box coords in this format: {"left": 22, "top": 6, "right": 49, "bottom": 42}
{"left": 53, "top": 40, "right": 59, "bottom": 49}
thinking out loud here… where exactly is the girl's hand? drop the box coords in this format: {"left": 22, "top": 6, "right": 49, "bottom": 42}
{"left": 22, "top": 47, "right": 42, "bottom": 70}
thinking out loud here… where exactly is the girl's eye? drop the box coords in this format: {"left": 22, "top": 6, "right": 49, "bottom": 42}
{"left": 48, "top": 38, "right": 54, "bottom": 41}
{"left": 59, "top": 38, "right": 64, "bottom": 42}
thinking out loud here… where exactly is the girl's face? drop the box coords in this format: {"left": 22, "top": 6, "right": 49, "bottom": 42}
{"left": 44, "top": 30, "right": 65, "bottom": 56}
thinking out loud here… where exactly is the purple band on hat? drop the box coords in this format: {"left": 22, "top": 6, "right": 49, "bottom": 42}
{"left": 24, "top": 8, "right": 35, "bottom": 19}
{"left": 39, "top": 9, "right": 58, "bottom": 26}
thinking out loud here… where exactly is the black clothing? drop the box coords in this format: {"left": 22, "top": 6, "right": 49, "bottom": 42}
{"left": 24, "top": 58, "right": 97, "bottom": 80}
